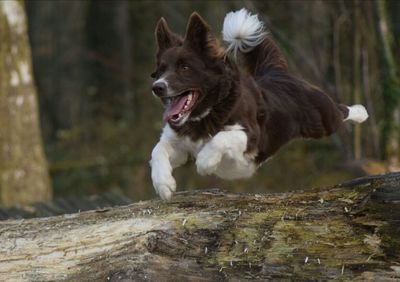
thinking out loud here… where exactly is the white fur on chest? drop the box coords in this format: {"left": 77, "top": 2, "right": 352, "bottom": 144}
{"left": 160, "top": 125, "right": 205, "bottom": 157}
{"left": 162, "top": 124, "right": 256, "bottom": 179}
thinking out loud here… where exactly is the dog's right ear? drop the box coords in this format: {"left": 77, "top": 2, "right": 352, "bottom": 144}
{"left": 155, "top": 17, "right": 182, "bottom": 56}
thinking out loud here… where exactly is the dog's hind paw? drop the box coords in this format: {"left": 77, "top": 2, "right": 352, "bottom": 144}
{"left": 196, "top": 146, "right": 222, "bottom": 176}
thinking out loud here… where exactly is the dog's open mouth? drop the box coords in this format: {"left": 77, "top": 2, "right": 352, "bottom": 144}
{"left": 162, "top": 90, "right": 199, "bottom": 124}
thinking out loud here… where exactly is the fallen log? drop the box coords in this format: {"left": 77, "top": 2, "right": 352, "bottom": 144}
{"left": 0, "top": 173, "right": 399, "bottom": 281}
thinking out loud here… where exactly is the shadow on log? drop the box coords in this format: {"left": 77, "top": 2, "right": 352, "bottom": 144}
{"left": 0, "top": 173, "right": 399, "bottom": 281}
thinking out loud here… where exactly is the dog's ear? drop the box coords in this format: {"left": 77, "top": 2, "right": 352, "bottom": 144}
{"left": 155, "top": 17, "right": 182, "bottom": 56}
{"left": 184, "top": 12, "right": 223, "bottom": 59}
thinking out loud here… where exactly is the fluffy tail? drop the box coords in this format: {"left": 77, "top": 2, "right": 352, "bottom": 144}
{"left": 222, "top": 9, "right": 267, "bottom": 56}
{"left": 343, "top": 104, "right": 369, "bottom": 123}
{"left": 222, "top": 8, "right": 288, "bottom": 75}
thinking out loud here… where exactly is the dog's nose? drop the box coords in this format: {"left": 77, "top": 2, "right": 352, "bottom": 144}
{"left": 152, "top": 82, "right": 167, "bottom": 97}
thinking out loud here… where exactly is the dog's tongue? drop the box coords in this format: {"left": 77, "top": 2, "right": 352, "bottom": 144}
{"left": 163, "top": 95, "right": 188, "bottom": 122}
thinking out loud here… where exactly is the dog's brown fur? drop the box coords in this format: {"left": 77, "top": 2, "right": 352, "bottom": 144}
{"left": 152, "top": 13, "right": 349, "bottom": 164}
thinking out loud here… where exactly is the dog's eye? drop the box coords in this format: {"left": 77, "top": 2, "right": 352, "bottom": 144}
{"left": 181, "top": 66, "right": 190, "bottom": 71}
{"left": 150, "top": 72, "right": 157, "bottom": 78}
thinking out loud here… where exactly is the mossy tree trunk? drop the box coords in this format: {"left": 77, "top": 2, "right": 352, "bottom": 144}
{"left": 0, "top": 1, "right": 51, "bottom": 206}
{"left": 0, "top": 173, "right": 399, "bottom": 281}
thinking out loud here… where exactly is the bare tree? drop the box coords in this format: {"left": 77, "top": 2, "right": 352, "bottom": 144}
{"left": 0, "top": 1, "right": 51, "bottom": 206}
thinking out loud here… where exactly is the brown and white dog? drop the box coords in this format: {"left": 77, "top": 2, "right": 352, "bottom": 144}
{"left": 150, "top": 9, "right": 368, "bottom": 200}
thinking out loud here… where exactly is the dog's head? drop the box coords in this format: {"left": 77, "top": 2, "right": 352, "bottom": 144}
{"left": 151, "top": 13, "right": 228, "bottom": 127}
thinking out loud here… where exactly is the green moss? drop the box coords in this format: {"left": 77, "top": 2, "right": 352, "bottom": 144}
{"left": 163, "top": 212, "right": 226, "bottom": 231}
{"left": 211, "top": 212, "right": 383, "bottom": 278}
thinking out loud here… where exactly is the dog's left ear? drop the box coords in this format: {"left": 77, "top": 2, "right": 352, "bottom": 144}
{"left": 184, "top": 12, "right": 223, "bottom": 58}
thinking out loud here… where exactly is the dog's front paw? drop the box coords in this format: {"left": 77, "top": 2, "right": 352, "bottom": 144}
{"left": 196, "top": 145, "right": 222, "bottom": 176}
{"left": 154, "top": 182, "right": 175, "bottom": 200}
{"left": 152, "top": 171, "right": 176, "bottom": 200}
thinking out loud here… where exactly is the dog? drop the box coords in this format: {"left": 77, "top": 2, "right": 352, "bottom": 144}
{"left": 150, "top": 9, "right": 368, "bottom": 200}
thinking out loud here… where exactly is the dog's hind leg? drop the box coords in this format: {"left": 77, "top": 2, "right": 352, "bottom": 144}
{"left": 296, "top": 84, "right": 369, "bottom": 138}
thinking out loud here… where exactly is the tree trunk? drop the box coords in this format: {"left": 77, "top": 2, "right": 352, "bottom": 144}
{"left": 25, "top": 1, "right": 90, "bottom": 141}
{"left": 353, "top": 0, "right": 362, "bottom": 160}
{"left": 115, "top": 0, "right": 134, "bottom": 122}
{"left": 376, "top": 0, "right": 400, "bottom": 166}
{"left": 0, "top": 1, "right": 51, "bottom": 206}
{"left": 0, "top": 173, "right": 399, "bottom": 281}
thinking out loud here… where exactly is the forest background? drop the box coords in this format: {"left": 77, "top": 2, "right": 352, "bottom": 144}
{"left": 1, "top": 0, "right": 399, "bottom": 206}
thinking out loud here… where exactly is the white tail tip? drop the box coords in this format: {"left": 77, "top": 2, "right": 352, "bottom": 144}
{"left": 344, "top": 104, "right": 369, "bottom": 123}
{"left": 222, "top": 8, "right": 267, "bottom": 58}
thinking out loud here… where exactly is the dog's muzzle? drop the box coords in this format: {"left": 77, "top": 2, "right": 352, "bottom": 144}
{"left": 152, "top": 82, "right": 167, "bottom": 97}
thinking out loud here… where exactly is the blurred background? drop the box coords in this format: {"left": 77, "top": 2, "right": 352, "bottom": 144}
{"left": 1, "top": 0, "right": 399, "bottom": 209}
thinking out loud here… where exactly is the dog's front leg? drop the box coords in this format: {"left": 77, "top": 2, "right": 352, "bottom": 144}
{"left": 196, "top": 126, "right": 248, "bottom": 176}
{"left": 150, "top": 140, "right": 187, "bottom": 200}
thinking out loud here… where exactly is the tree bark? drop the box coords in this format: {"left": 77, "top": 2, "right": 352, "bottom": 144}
{"left": 353, "top": 0, "right": 362, "bottom": 160}
{"left": 0, "top": 1, "right": 51, "bottom": 206}
{"left": 376, "top": 0, "right": 400, "bottom": 166}
{"left": 0, "top": 172, "right": 399, "bottom": 281}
